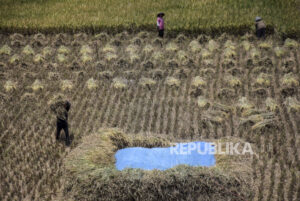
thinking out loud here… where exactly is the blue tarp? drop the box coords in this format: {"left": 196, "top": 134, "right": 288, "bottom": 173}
{"left": 115, "top": 142, "right": 216, "bottom": 171}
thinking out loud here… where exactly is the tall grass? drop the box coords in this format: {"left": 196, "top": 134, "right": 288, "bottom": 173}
{"left": 0, "top": 0, "right": 300, "bottom": 37}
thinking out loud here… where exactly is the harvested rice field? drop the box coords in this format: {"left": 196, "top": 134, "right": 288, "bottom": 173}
{"left": 0, "top": 32, "right": 300, "bottom": 200}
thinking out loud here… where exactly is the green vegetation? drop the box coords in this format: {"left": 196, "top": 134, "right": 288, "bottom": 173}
{"left": 1, "top": 0, "right": 300, "bottom": 37}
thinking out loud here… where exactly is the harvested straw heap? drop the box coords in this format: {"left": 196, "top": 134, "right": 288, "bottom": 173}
{"left": 63, "top": 128, "right": 252, "bottom": 201}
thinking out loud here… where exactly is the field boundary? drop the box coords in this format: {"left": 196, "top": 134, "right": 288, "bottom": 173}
{"left": 1, "top": 24, "right": 294, "bottom": 39}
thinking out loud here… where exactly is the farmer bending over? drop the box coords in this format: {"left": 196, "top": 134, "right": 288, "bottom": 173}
{"left": 157, "top": 12, "right": 165, "bottom": 38}
{"left": 50, "top": 100, "right": 71, "bottom": 146}
{"left": 255, "top": 16, "right": 266, "bottom": 39}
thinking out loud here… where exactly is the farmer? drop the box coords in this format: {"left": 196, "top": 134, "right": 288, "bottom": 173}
{"left": 157, "top": 12, "right": 165, "bottom": 38}
{"left": 255, "top": 16, "right": 266, "bottom": 39}
{"left": 50, "top": 100, "right": 71, "bottom": 146}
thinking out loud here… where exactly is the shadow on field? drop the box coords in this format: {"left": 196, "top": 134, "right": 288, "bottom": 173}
{"left": 56, "top": 133, "right": 74, "bottom": 145}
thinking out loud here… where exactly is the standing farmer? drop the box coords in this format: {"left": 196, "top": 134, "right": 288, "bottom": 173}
{"left": 50, "top": 100, "right": 71, "bottom": 146}
{"left": 255, "top": 17, "right": 266, "bottom": 39}
{"left": 157, "top": 12, "right": 165, "bottom": 38}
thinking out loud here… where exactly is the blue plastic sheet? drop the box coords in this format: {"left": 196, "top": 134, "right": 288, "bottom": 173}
{"left": 115, "top": 142, "right": 216, "bottom": 171}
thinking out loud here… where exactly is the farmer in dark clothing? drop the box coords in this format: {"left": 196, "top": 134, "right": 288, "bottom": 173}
{"left": 157, "top": 12, "right": 165, "bottom": 37}
{"left": 255, "top": 17, "right": 266, "bottom": 39}
{"left": 50, "top": 100, "right": 71, "bottom": 146}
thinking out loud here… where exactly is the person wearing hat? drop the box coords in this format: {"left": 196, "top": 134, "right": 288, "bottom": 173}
{"left": 50, "top": 100, "right": 71, "bottom": 146}
{"left": 157, "top": 12, "right": 165, "bottom": 37}
{"left": 255, "top": 17, "right": 266, "bottom": 39}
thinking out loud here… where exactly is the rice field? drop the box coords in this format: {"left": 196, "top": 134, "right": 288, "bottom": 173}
{"left": 0, "top": 32, "right": 300, "bottom": 200}
{"left": 0, "top": 0, "right": 300, "bottom": 37}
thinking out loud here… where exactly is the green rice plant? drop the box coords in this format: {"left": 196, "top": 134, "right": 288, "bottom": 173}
{"left": 284, "top": 38, "right": 298, "bottom": 49}
{"left": 86, "top": 78, "right": 98, "bottom": 90}
{"left": 0, "top": 45, "right": 12, "bottom": 55}
{"left": 22, "top": 45, "right": 34, "bottom": 55}
{"left": 280, "top": 72, "right": 299, "bottom": 88}
{"left": 112, "top": 77, "right": 128, "bottom": 89}
{"left": 4, "top": 80, "right": 17, "bottom": 92}
{"left": 191, "top": 76, "right": 206, "bottom": 88}
{"left": 1, "top": 0, "right": 300, "bottom": 39}
{"left": 165, "top": 76, "right": 180, "bottom": 88}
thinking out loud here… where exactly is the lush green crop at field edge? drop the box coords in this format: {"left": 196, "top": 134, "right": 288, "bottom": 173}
{"left": 0, "top": 0, "right": 300, "bottom": 37}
